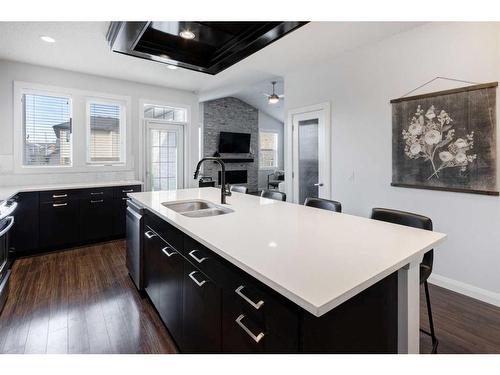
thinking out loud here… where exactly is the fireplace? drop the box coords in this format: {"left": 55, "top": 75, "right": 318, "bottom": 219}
{"left": 218, "top": 170, "right": 248, "bottom": 185}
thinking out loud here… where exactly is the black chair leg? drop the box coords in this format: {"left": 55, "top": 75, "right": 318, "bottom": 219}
{"left": 421, "top": 280, "right": 439, "bottom": 354}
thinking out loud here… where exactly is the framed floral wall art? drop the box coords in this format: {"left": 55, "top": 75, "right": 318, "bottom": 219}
{"left": 391, "top": 82, "right": 498, "bottom": 196}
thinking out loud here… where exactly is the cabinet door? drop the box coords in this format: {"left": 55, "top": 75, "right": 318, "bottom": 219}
{"left": 221, "top": 273, "right": 299, "bottom": 353}
{"left": 80, "top": 197, "right": 113, "bottom": 242}
{"left": 113, "top": 185, "right": 141, "bottom": 237}
{"left": 39, "top": 200, "right": 79, "bottom": 249}
{"left": 112, "top": 197, "right": 129, "bottom": 237}
{"left": 157, "top": 244, "right": 184, "bottom": 346}
{"left": 182, "top": 264, "right": 221, "bottom": 353}
{"left": 10, "top": 192, "right": 39, "bottom": 253}
{"left": 143, "top": 228, "right": 161, "bottom": 308}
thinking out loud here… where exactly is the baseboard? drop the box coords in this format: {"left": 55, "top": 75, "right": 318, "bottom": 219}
{"left": 428, "top": 274, "right": 500, "bottom": 307}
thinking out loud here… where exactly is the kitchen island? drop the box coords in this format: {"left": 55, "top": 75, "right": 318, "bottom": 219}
{"left": 128, "top": 187, "right": 446, "bottom": 353}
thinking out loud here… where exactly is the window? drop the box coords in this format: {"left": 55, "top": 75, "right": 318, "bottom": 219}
{"left": 144, "top": 104, "right": 187, "bottom": 122}
{"left": 22, "top": 93, "right": 72, "bottom": 166}
{"left": 259, "top": 132, "right": 279, "bottom": 169}
{"left": 87, "top": 101, "right": 125, "bottom": 164}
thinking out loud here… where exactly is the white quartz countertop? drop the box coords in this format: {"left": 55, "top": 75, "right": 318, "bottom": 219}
{"left": 130, "top": 188, "right": 446, "bottom": 317}
{"left": 0, "top": 180, "right": 143, "bottom": 201}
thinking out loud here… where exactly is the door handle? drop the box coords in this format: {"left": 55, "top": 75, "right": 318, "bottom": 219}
{"left": 52, "top": 194, "right": 67, "bottom": 198}
{"left": 235, "top": 314, "right": 265, "bottom": 343}
{"left": 52, "top": 203, "right": 68, "bottom": 207}
{"left": 161, "top": 247, "right": 176, "bottom": 257}
{"left": 188, "top": 249, "right": 209, "bottom": 264}
{"left": 188, "top": 271, "right": 207, "bottom": 287}
{"left": 313, "top": 183, "right": 324, "bottom": 187}
{"left": 144, "top": 230, "right": 157, "bottom": 239}
{"left": 235, "top": 285, "right": 264, "bottom": 310}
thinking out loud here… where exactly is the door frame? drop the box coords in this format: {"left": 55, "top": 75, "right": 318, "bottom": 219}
{"left": 285, "top": 102, "right": 331, "bottom": 203}
{"left": 139, "top": 99, "right": 191, "bottom": 190}
{"left": 144, "top": 120, "right": 186, "bottom": 191}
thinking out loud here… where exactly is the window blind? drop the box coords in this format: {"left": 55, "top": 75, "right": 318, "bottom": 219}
{"left": 88, "top": 102, "right": 123, "bottom": 163}
{"left": 23, "top": 93, "right": 72, "bottom": 166}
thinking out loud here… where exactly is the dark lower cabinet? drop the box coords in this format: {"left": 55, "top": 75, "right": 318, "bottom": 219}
{"left": 158, "top": 242, "right": 184, "bottom": 345}
{"left": 221, "top": 274, "right": 298, "bottom": 353}
{"left": 10, "top": 192, "right": 39, "bottom": 254}
{"left": 143, "top": 225, "right": 184, "bottom": 346}
{"left": 80, "top": 197, "right": 113, "bottom": 242}
{"left": 182, "top": 264, "right": 221, "bottom": 353}
{"left": 141, "top": 211, "right": 398, "bottom": 354}
{"left": 10, "top": 184, "right": 141, "bottom": 254}
{"left": 39, "top": 200, "right": 79, "bottom": 249}
{"left": 143, "top": 228, "right": 162, "bottom": 310}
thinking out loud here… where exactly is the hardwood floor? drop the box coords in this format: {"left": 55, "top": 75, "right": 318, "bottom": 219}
{"left": 0, "top": 240, "right": 177, "bottom": 354}
{"left": 420, "top": 283, "right": 500, "bottom": 354}
{"left": 1, "top": 240, "right": 500, "bottom": 354}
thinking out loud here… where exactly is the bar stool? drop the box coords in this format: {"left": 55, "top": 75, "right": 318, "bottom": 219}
{"left": 260, "top": 189, "right": 286, "bottom": 201}
{"left": 304, "top": 197, "right": 342, "bottom": 212}
{"left": 370, "top": 207, "right": 438, "bottom": 354}
{"left": 230, "top": 185, "right": 248, "bottom": 194}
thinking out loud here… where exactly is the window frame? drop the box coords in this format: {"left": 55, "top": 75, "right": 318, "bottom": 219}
{"left": 259, "top": 131, "right": 279, "bottom": 170}
{"left": 13, "top": 81, "right": 132, "bottom": 174}
{"left": 20, "top": 89, "right": 74, "bottom": 169}
{"left": 85, "top": 98, "right": 127, "bottom": 166}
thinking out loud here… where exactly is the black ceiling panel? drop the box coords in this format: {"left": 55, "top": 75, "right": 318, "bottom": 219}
{"left": 107, "top": 21, "right": 308, "bottom": 75}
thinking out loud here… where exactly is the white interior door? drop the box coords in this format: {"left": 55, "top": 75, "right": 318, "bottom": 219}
{"left": 291, "top": 106, "right": 331, "bottom": 203}
{"left": 145, "top": 121, "right": 184, "bottom": 191}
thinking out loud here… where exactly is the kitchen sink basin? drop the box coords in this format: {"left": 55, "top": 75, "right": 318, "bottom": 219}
{"left": 162, "top": 199, "right": 233, "bottom": 218}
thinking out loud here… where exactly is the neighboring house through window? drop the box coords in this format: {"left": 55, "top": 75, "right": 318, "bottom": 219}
{"left": 87, "top": 101, "right": 126, "bottom": 164}
{"left": 22, "top": 93, "right": 72, "bottom": 167}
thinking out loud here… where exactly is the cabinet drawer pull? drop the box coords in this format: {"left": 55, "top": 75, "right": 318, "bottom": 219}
{"left": 52, "top": 203, "right": 67, "bottom": 207}
{"left": 90, "top": 191, "right": 104, "bottom": 195}
{"left": 188, "top": 249, "right": 209, "bottom": 264}
{"left": 52, "top": 194, "right": 67, "bottom": 198}
{"left": 145, "top": 230, "right": 157, "bottom": 239}
{"left": 235, "top": 286, "right": 264, "bottom": 310}
{"left": 122, "top": 189, "right": 134, "bottom": 193}
{"left": 122, "top": 197, "right": 130, "bottom": 201}
{"left": 91, "top": 199, "right": 104, "bottom": 204}
{"left": 188, "top": 271, "right": 207, "bottom": 287}
{"left": 235, "top": 314, "right": 265, "bottom": 343}
{"left": 161, "top": 247, "right": 176, "bottom": 257}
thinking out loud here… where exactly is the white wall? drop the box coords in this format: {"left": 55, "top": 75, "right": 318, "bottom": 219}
{"left": 258, "top": 110, "right": 284, "bottom": 190}
{"left": 284, "top": 23, "right": 500, "bottom": 303}
{"left": 0, "top": 60, "right": 199, "bottom": 188}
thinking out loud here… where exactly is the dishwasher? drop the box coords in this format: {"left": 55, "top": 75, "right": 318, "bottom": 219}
{"left": 126, "top": 199, "right": 145, "bottom": 291}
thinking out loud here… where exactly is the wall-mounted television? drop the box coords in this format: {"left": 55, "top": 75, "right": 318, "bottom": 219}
{"left": 218, "top": 132, "right": 251, "bottom": 153}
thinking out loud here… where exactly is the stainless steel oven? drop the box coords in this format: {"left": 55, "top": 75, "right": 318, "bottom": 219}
{"left": 0, "top": 199, "right": 17, "bottom": 313}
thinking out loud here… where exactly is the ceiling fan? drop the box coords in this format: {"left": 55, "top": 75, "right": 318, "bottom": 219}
{"left": 262, "top": 81, "right": 284, "bottom": 104}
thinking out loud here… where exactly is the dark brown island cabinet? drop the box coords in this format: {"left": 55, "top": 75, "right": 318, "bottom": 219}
{"left": 10, "top": 184, "right": 142, "bottom": 255}
{"left": 139, "top": 210, "right": 399, "bottom": 354}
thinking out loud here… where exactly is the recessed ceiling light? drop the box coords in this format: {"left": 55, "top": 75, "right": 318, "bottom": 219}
{"left": 167, "top": 65, "right": 178, "bottom": 70}
{"left": 40, "top": 36, "right": 56, "bottom": 43}
{"left": 179, "top": 30, "right": 195, "bottom": 40}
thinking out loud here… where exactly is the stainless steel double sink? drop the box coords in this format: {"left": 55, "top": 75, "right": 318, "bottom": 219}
{"left": 162, "top": 199, "right": 233, "bottom": 218}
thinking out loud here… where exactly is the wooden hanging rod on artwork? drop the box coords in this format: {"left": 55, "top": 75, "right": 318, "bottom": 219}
{"left": 390, "top": 81, "right": 498, "bottom": 104}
